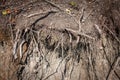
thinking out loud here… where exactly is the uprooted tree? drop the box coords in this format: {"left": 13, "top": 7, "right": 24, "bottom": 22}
{"left": 0, "top": 0, "right": 120, "bottom": 80}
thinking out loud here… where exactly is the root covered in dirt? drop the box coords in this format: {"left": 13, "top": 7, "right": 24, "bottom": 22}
{"left": 0, "top": 0, "right": 120, "bottom": 80}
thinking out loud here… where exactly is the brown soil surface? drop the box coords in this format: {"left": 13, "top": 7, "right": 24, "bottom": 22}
{"left": 0, "top": 0, "right": 120, "bottom": 80}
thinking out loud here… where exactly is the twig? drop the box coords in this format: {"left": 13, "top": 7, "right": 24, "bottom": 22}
{"left": 61, "top": 34, "right": 64, "bottom": 57}
{"left": 80, "top": 8, "right": 85, "bottom": 23}
{"left": 74, "top": 8, "right": 85, "bottom": 43}
{"left": 82, "top": 9, "right": 93, "bottom": 22}
{"left": 8, "top": 14, "right": 14, "bottom": 43}
{"left": 44, "top": 0, "right": 63, "bottom": 11}
{"left": 69, "top": 61, "right": 74, "bottom": 79}
{"left": 65, "top": 28, "right": 95, "bottom": 40}
{"left": 27, "top": 10, "right": 58, "bottom": 18}
{"left": 30, "top": 11, "right": 57, "bottom": 27}
{"left": 43, "top": 59, "right": 64, "bottom": 80}
{"left": 69, "top": 33, "right": 72, "bottom": 43}
{"left": 114, "top": 70, "right": 120, "bottom": 79}
{"left": 106, "top": 57, "right": 120, "bottom": 80}
{"left": 94, "top": 24, "right": 102, "bottom": 35}
{"left": 53, "top": 41, "right": 60, "bottom": 53}
{"left": 104, "top": 45, "right": 120, "bottom": 80}
{"left": 104, "top": 25, "right": 120, "bottom": 43}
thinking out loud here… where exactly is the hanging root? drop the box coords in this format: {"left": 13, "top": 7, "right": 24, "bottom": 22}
{"left": 13, "top": 29, "right": 21, "bottom": 59}
{"left": 19, "top": 40, "right": 26, "bottom": 59}
{"left": 65, "top": 28, "right": 95, "bottom": 40}
{"left": 12, "top": 28, "right": 29, "bottom": 61}
{"left": 13, "top": 41, "right": 18, "bottom": 59}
